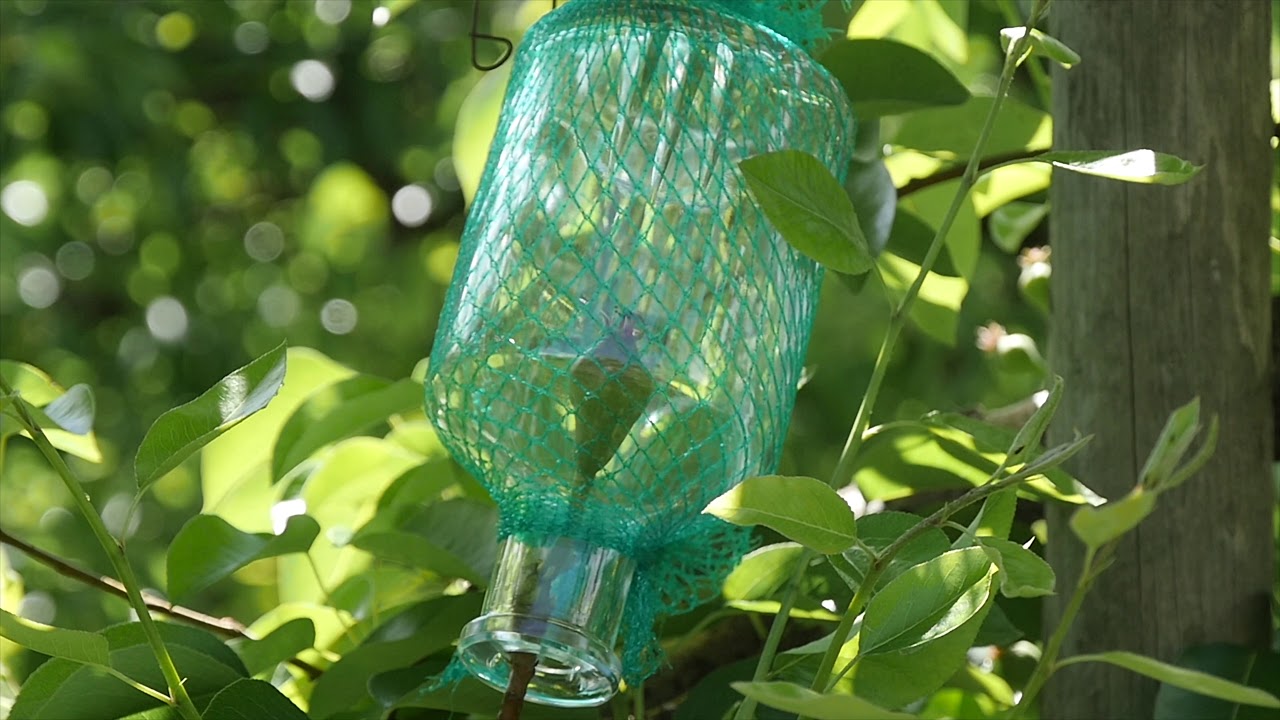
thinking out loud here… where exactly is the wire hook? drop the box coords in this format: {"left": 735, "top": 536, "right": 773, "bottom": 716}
{"left": 469, "top": 0, "right": 558, "bottom": 71}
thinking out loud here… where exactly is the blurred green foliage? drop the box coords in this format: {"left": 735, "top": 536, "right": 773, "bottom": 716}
{"left": 9, "top": 1, "right": 1256, "bottom": 718}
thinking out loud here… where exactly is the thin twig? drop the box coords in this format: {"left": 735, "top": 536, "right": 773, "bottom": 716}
{"left": 0, "top": 525, "right": 324, "bottom": 679}
{"left": 499, "top": 651, "right": 537, "bottom": 720}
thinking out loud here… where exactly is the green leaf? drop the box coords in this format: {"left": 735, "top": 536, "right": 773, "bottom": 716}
{"left": 271, "top": 375, "right": 423, "bottom": 483}
{"left": 1, "top": 361, "right": 104, "bottom": 462}
{"left": 309, "top": 594, "right": 481, "bottom": 719}
{"left": 135, "top": 343, "right": 287, "bottom": 491}
{"left": 1000, "top": 27, "right": 1081, "bottom": 68}
{"left": 740, "top": 150, "right": 873, "bottom": 276}
{"left": 235, "top": 618, "right": 314, "bottom": 676}
{"left": 989, "top": 201, "right": 1049, "bottom": 253}
{"left": 1138, "top": 397, "right": 1218, "bottom": 493}
{"left": 821, "top": 38, "right": 969, "bottom": 118}
{"left": 352, "top": 498, "right": 498, "bottom": 584}
{"left": 1007, "top": 375, "right": 1064, "bottom": 464}
{"left": 1069, "top": 489, "right": 1157, "bottom": 549}
{"left": 976, "top": 538, "right": 1055, "bottom": 598}
{"left": 39, "top": 384, "right": 94, "bottom": 435}
{"left": 201, "top": 678, "right": 307, "bottom": 720}
{"left": 885, "top": 210, "right": 959, "bottom": 276}
{"left": 0, "top": 608, "right": 110, "bottom": 667}
{"left": 1037, "top": 150, "right": 1202, "bottom": 185}
{"left": 723, "top": 543, "right": 806, "bottom": 602}
{"left": 167, "top": 513, "right": 320, "bottom": 600}
{"left": 570, "top": 352, "right": 655, "bottom": 480}
{"left": 1155, "top": 645, "right": 1280, "bottom": 720}
{"left": 840, "top": 511, "right": 950, "bottom": 592}
{"left": 731, "top": 681, "right": 914, "bottom": 720}
{"left": 372, "top": 658, "right": 597, "bottom": 719}
{"left": 877, "top": 252, "right": 969, "bottom": 345}
{"left": 891, "top": 97, "right": 1051, "bottom": 159}
{"left": 1060, "top": 652, "right": 1280, "bottom": 710}
{"left": 9, "top": 622, "right": 246, "bottom": 720}
{"left": 859, "top": 547, "right": 996, "bottom": 655}
{"left": 849, "top": 587, "right": 995, "bottom": 708}
{"left": 845, "top": 120, "right": 895, "bottom": 257}
{"left": 704, "top": 475, "right": 858, "bottom": 554}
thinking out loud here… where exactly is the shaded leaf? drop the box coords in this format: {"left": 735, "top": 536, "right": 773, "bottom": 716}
{"left": 136, "top": 343, "right": 287, "bottom": 490}
{"left": 352, "top": 498, "right": 497, "bottom": 584}
{"left": 9, "top": 622, "right": 246, "bottom": 720}
{"left": 845, "top": 119, "right": 895, "bottom": 257}
{"left": 201, "top": 678, "right": 307, "bottom": 720}
{"left": 1006, "top": 375, "right": 1064, "bottom": 464}
{"left": 235, "top": 618, "right": 314, "bottom": 676}
{"left": 704, "top": 475, "right": 858, "bottom": 554}
{"left": 989, "top": 201, "right": 1049, "bottom": 253}
{"left": 732, "top": 681, "right": 913, "bottom": 720}
{"left": 976, "top": 538, "right": 1055, "bottom": 598}
{"left": 309, "top": 594, "right": 481, "bottom": 719}
{"left": 741, "top": 150, "right": 873, "bottom": 275}
{"left": 1038, "top": 150, "right": 1202, "bottom": 185}
{"left": 0, "top": 608, "right": 110, "bottom": 667}
{"left": 821, "top": 38, "right": 969, "bottom": 118}
{"left": 1060, "top": 652, "right": 1280, "bottom": 709}
{"left": 39, "top": 384, "right": 94, "bottom": 435}
{"left": 167, "top": 514, "right": 320, "bottom": 600}
{"left": 886, "top": 210, "right": 959, "bottom": 276}
{"left": 859, "top": 547, "right": 995, "bottom": 656}
{"left": 271, "top": 375, "right": 423, "bottom": 483}
{"left": 841, "top": 511, "right": 950, "bottom": 592}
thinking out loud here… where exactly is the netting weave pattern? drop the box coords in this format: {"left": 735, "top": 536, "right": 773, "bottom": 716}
{"left": 426, "top": 0, "right": 856, "bottom": 681}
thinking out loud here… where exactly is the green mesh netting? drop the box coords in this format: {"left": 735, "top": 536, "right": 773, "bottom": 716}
{"left": 425, "top": 0, "right": 856, "bottom": 683}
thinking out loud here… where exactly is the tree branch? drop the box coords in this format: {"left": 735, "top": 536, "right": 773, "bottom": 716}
{"left": 896, "top": 148, "right": 1046, "bottom": 199}
{"left": 0, "top": 526, "right": 323, "bottom": 679}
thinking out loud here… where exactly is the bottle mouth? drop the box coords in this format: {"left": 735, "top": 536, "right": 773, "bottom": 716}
{"left": 456, "top": 535, "right": 634, "bottom": 707}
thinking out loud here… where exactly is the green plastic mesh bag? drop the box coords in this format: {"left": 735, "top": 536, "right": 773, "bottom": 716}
{"left": 424, "top": 0, "right": 856, "bottom": 705}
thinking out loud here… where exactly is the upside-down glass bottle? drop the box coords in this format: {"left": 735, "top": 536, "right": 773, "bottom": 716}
{"left": 425, "top": 0, "right": 856, "bottom": 706}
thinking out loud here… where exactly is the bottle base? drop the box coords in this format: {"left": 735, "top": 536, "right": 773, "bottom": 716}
{"left": 458, "top": 613, "right": 621, "bottom": 707}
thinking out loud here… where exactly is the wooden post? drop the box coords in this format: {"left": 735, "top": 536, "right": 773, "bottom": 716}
{"left": 1045, "top": 0, "right": 1274, "bottom": 717}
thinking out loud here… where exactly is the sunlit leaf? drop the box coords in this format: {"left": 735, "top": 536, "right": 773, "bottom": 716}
{"left": 859, "top": 547, "right": 995, "bottom": 656}
{"left": 1, "top": 361, "right": 103, "bottom": 463}
{"left": 821, "top": 38, "right": 969, "bottom": 118}
{"left": 167, "top": 514, "right": 320, "bottom": 600}
{"left": 1155, "top": 645, "right": 1280, "bottom": 720}
{"left": 271, "top": 375, "right": 423, "bottom": 483}
{"left": 136, "top": 343, "right": 287, "bottom": 491}
{"left": 999, "top": 27, "right": 1081, "bottom": 67}
{"left": 877, "top": 252, "right": 969, "bottom": 345}
{"left": 740, "top": 150, "right": 873, "bottom": 276}
{"left": 891, "top": 97, "right": 1051, "bottom": 158}
{"left": 1038, "top": 150, "right": 1202, "bottom": 185}
{"left": 704, "top": 475, "right": 858, "bottom": 554}
{"left": 1060, "top": 652, "right": 1280, "bottom": 709}
{"left": 723, "top": 543, "right": 806, "bottom": 602}
{"left": 732, "top": 681, "right": 913, "bottom": 720}
{"left": 1069, "top": 489, "right": 1157, "bottom": 549}
{"left": 0, "top": 608, "right": 110, "bottom": 668}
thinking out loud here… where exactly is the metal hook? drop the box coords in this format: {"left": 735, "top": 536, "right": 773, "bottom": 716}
{"left": 469, "top": 0, "right": 559, "bottom": 72}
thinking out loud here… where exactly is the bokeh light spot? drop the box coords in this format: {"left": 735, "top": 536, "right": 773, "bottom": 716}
{"left": 146, "top": 296, "right": 189, "bottom": 343}
{"left": 291, "top": 60, "right": 335, "bottom": 102}
{"left": 392, "top": 184, "right": 434, "bottom": 227}
{"left": 233, "top": 21, "right": 270, "bottom": 54}
{"left": 155, "top": 12, "right": 196, "bottom": 51}
{"left": 314, "top": 0, "right": 351, "bottom": 25}
{"left": 55, "top": 241, "right": 96, "bottom": 281}
{"left": 320, "top": 298, "right": 358, "bottom": 334}
{"left": 75, "top": 167, "right": 113, "bottom": 204}
{"left": 18, "top": 265, "right": 60, "bottom": 308}
{"left": 258, "top": 285, "right": 300, "bottom": 327}
{"left": 371, "top": 6, "right": 390, "bottom": 26}
{"left": 1, "top": 180, "right": 50, "bottom": 226}
{"left": 244, "top": 221, "right": 285, "bottom": 262}
{"left": 5, "top": 101, "right": 49, "bottom": 140}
